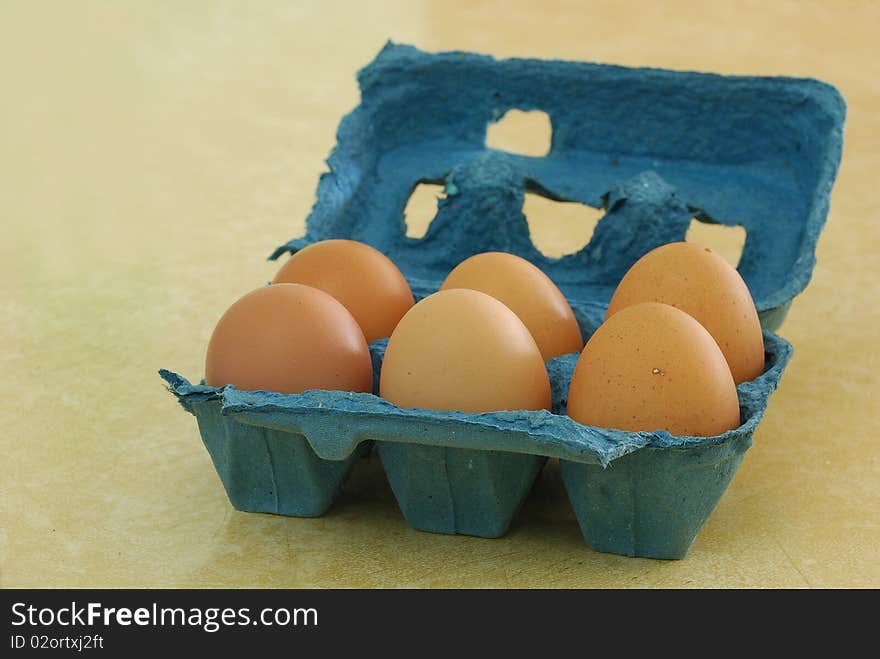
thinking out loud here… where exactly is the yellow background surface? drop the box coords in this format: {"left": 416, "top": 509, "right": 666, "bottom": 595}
{"left": 2, "top": 0, "right": 877, "bottom": 588}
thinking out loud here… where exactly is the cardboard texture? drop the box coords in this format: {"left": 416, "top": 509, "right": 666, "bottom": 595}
{"left": 162, "top": 43, "right": 844, "bottom": 559}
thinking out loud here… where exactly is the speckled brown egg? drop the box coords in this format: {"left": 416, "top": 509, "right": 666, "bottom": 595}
{"left": 606, "top": 241, "right": 764, "bottom": 384}
{"left": 440, "top": 251, "right": 583, "bottom": 360}
{"left": 379, "top": 288, "right": 551, "bottom": 413}
{"left": 568, "top": 302, "right": 740, "bottom": 437}
{"left": 272, "top": 239, "right": 415, "bottom": 343}
{"left": 205, "top": 283, "right": 372, "bottom": 395}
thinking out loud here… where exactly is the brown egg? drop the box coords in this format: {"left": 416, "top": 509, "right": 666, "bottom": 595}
{"left": 205, "top": 283, "right": 372, "bottom": 395}
{"left": 606, "top": 241, "right": 764, "bottom": 384}
{"left": 272, "top": 239, "right": 414, "bottom": 343}
{"left": 440, "top": 251, "right": 583, "bottom": 360}
{"left": 379, "top": 289, "right": 551, "bottom": 413}
{"left": 568, "top": 302, "right": 740, "bottom": 437}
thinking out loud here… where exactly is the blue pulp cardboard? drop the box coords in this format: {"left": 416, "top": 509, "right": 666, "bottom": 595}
{"left": 271, "top": 42, "right": 845, "bottom": 330}
{"left": 162, "top": 43, "right": 844, "bottom": 559}
{"left": 378, "top": 445, "right": 547, "bottom": 539}
{"left": 162, "top": 329, "right": 791, "bottom": 555}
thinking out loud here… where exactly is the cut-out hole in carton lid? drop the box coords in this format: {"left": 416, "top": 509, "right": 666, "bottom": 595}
{"left": 685, "top": 218, "right": 747, "bottom": 269}
{"left": 523, "top": 190, "right": 604, "bottom": 259}
{"left": 404, "top": 180, "right": 446, "bottom": 239}
{"left": 486, "top": 109, "right": 553, "bottom": 157}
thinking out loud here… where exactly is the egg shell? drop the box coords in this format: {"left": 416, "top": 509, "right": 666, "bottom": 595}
{"left": 568, "top": 302, "right": 741, "bottom": 437}
{"left": 205, "top": 283, "right": 372, "bottom": 395}
{"left": 606, "top": 241, "right": 765, "bottom": 384}
{"left": 440, "top": 251, "right": 583, "bottom": 360}
{"left": 273, "top": 239, "right": 414, "bottom": 343}
{"left": 379, "top": 288, "right": 551, "bottom": 413}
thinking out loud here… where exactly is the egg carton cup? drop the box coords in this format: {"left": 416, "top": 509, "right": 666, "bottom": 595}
{"left": 162, "top": 43, "right": 844, "bottom": 559}
{"left": 162, "top": 328, "right": 790, "bottom": 559}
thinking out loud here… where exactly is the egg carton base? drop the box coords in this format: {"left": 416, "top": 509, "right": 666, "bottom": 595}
{"left": 561, "top": 435, "right": 751, "bottom": 560}
{"left": 194, "top": 399, "right": 360, "bottom": 517}
{"left": 378, "top": 442, "right": 547, "bottom": 538}
{"left": 185, "top": 394, "right": 755, "bottom": 558}
{"left": 162, "top": 330, "right": 790, "bottom": 559}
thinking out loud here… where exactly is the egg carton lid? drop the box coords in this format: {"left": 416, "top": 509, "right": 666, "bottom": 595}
{"left": 270, "top": 42, "right": 846, "bottom": 314}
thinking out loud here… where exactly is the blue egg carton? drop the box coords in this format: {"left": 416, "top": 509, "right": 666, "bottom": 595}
{"left": 162, "top": 43, "right": 844, "bottom": 559}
